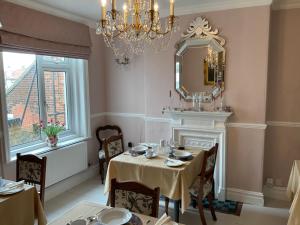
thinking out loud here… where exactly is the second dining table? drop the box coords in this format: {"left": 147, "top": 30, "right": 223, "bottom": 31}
{"left": 287, "top": 160, "right": 300, "bottom": 225}
{"left": 104, "top": 148, "right": 205, "bottom": 222}
{"left": 0, "top": 181, "right": 47, "bottom": 225}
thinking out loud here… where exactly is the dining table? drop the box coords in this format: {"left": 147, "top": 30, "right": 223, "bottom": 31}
{"left": 104, "top": 148, "right": 205, "bottom": 222}
{"left": 287, "top": 160, "right": 300, "bottom": 225}
{"left": 48, "top": 201, "right": 183, "bottom": 225}
{"left": 0, "top": 180, "right": 47, "bottom": 225}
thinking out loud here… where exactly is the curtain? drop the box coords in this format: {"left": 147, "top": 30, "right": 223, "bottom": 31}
{"left": 0, "top": 1, "right": 92, "bottom": 59}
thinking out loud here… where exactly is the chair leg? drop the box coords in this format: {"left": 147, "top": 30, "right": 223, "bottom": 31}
{"left": 106, "top": 192, "right": 110, "bottom": 206}
{"left": 197, "top": 197, "right": 207, "bottom": 225}
{"left": 99, "top": 160, "right": 104, "bottom": 184}
{"left": 165, "top": 196, "right": 169, "bottom": 215}
{"left": 207, "top": 193, "right": 217, "bottom": 221}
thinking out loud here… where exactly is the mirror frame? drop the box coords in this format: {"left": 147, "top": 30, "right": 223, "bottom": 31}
{"left": 175, "top": 17, "right": 226, "bottom": 102}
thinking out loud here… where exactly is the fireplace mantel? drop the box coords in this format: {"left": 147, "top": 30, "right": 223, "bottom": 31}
{"left": 163, "top": 109, "right": 232, "bottom": 129}
{"left": 163, "top": 109, "right": 233, "bottom": 201}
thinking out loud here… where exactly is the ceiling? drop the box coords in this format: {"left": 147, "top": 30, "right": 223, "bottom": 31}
{"left": 5, "top": 0, "right": 300, "bottom": 27}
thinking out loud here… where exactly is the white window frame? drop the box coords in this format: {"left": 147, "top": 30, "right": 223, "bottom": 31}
{"left": 0, "top": 52, "right": 91, "bottom": 162}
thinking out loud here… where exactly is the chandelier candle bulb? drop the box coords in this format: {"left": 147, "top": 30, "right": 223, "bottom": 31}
{"left": 101, "top": 0, "right": 107, "bottom": 20}
{"left": 154, "top": 3, "right": 159, "bottom": 22}
{"left": 112, "top": 0, "right": 116, "bottom": 10}
{"left": 170, "top": 0, "right": 174, "bottom": 16}
{"left": 127, "top": 0, "right": 132, "bottom": 9}
{"left": 150, "top": 0, "right": 154, "bottom": 10}
{"left": 123, "top": 4, "right": 128, "bottom": 25}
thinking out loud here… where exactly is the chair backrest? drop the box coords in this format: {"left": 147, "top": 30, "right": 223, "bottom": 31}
{"left": 96, "top": 125, "right": 122, "bottom": 150}
{"left": 200, "top": 143, "right": 218, "bottom": 188}
{"left": 110, "top": 178, "right": 160, "bottom": 218}
{"left": 16, "top": 153, "right": 47, "bottom": 206}
{"left": 103, "top": 135, "right": 125, "bottom": 162}
{"left": 96, "top": 125, "right": 124, "bottom": 163}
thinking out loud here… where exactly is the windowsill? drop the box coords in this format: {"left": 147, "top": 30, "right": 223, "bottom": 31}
{"left": 9, "top": 136, "right": 91, "bottom": 162}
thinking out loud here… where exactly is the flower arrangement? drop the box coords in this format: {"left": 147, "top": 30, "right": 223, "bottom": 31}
{"left": 40, "top": 120, "right": 65, "bottom": 147}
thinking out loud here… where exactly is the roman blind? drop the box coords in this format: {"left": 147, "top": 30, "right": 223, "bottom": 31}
{"left": 0, "top": 1, "right": 91, "bottom": 59}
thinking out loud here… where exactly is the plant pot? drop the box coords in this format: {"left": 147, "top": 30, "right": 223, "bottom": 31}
{"left": 47, "top": 135, "right": 58, "bottom": 147}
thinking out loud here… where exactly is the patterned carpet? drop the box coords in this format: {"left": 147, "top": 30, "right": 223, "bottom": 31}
{"left": 192, "top": 198, "right": 243, "bottom": 216}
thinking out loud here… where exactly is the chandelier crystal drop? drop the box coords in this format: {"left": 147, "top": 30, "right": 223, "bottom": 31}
{"left": 96, "top": 0, "right": 179, "bottom": 58}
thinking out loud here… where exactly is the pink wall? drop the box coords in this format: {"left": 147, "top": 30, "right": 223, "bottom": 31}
{"left": 86, "top": 29, "right": 107, "bottom": 165}
{"left": 264, "top": 8, "right": 300, "bottom": 187}
{"left": 104, "top": 6, "right": 271, "bottom": 193}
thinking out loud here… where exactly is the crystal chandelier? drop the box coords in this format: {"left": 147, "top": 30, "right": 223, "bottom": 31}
{"left": 96, "top": 0, "right": 178, "bottom": 58}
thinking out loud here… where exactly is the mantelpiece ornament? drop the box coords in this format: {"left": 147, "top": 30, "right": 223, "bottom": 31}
{"left": 182, "top": 17, "right": 226, "bottom": 46}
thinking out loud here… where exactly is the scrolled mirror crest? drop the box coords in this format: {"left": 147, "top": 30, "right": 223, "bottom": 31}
{"left": 182, "top": 17, "right": 225, "bottom": 47}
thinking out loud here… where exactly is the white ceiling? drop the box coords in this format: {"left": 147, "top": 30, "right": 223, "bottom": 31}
{"left": 5, "top": 0, "right": 300, "bottom": 27}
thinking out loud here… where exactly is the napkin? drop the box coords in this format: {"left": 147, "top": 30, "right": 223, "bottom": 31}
{"left": 155, "top": 213, "right": 172, "bottom": 225}
{"left": 167, "top": 158, "right": 186, "bottom": 165}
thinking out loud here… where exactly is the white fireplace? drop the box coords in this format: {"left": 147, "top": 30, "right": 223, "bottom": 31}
{"left": 164, "top": 110, "right": 232, "bottom": 201}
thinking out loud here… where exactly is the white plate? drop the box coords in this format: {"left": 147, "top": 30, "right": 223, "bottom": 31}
{"left": 0, "top": 186, "right": 25, "bottom": 195}
{"left": 70, "top": 219, "right": 86, "bottom": 225}
{"left": 98, "top": 208, "right": 132, "bottom": 225}
{"left": 131, "top": 145, "right": 148, "bottom": 153}
{"left": 165, "top": 158, "right": 185, "bottom": 167}
{"left": 173, "top": 150, "right": 192, "bottom": 159}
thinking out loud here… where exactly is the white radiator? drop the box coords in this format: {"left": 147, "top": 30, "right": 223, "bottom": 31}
{"left": 41, "top": 142, "right": 88, "bottom": 187}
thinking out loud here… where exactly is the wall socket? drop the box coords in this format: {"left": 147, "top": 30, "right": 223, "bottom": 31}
{"left": 266, "top": 178, "right": 274, "bottom": 187}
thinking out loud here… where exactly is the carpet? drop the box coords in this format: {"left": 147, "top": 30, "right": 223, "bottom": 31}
{"left": 192, "top": 198, "right": 243, "bottom": 216}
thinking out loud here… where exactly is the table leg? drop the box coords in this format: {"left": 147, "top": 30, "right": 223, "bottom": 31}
{"left": 173, "top": 200, "right": 180, "bottom": 222}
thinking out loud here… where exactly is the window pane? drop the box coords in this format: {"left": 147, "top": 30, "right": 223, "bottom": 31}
{"left": 42, "top": 56, "right": 65, "bottom": 63}
{"left": 3, "top": 52, "right": 41, "bottom": 147}
{"left": 44, "top": 71, "right": 68, "bottom": 129}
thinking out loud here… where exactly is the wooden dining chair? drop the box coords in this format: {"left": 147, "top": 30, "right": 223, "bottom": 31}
{"left": 16, "top": 153, "right": 47, "bottom": 206}
{"left": 110, "top": 178, "right": 160, "bottom": 218}
{"left": 189, "top": 143, "right": 219, "bottom": 225}
{"left": 96, "top": 125, "right": 125, "bottom": 184}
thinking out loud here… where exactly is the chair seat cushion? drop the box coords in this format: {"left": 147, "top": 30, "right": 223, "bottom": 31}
{"left": 189, "top": 177, "right": 213, "bottom": 199}
{"left": 99, "top": 149, "right": 105, "bottom": 159}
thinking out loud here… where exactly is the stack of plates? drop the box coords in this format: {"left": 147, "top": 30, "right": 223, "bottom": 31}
{"left": 0, "top": 180, "right": 25, "bottom": 195}
{"left": 173, "top": 150, "right": 192, "bottom": 160}
{"left": 139, "top": 143, "right": 159, "bottom": 149}
{"left": 131, "top": 146, "right": 148, "bottom": 154}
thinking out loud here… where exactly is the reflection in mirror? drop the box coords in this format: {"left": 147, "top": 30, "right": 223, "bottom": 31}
{"left": 175, "top": 17, "right": 226, "bottom": 104}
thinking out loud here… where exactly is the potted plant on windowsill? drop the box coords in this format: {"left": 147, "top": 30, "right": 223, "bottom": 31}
{"left": 40, "top": 120, "right": 65, "bottom": 147}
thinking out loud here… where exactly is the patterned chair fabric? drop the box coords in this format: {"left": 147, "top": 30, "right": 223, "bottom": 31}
{"left": 206, "top": 152, "right": 217, "bottom": 172}
{"left": 115, "top": 189, "right": 154, "bottom": 216}
{"left": 107, "top": 139, "right": 123, "bottom": 158}
{"left": 16, "top": 153, "right": 47, "bottom": 206}
{"left": 18, "top": 161, "right": 42, "bottom": 183}
{"left": 189, "top": 177, "right": 213, "bottom": 198}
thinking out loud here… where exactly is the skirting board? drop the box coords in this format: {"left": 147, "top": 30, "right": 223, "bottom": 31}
{"left": 227, "top": 188, "right": 264, "bottom": 206}
{"left": 263, "top": 185, "right": 288, "bottom": 201}
{"left": 44, "top": 164, "right": 99, "bottom": 202}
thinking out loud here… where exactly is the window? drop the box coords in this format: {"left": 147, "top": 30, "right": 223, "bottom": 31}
{"left": 0, "top": 51, "right": 90, "bottom": 160}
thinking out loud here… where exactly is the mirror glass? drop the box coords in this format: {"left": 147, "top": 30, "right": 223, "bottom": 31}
{"left": 175, "top": 18, "right": 226, "bottom": 103}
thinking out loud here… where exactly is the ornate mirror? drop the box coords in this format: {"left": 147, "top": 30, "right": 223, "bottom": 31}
{"left": 175, "top": 17, "right": 226, "bottom": 102}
